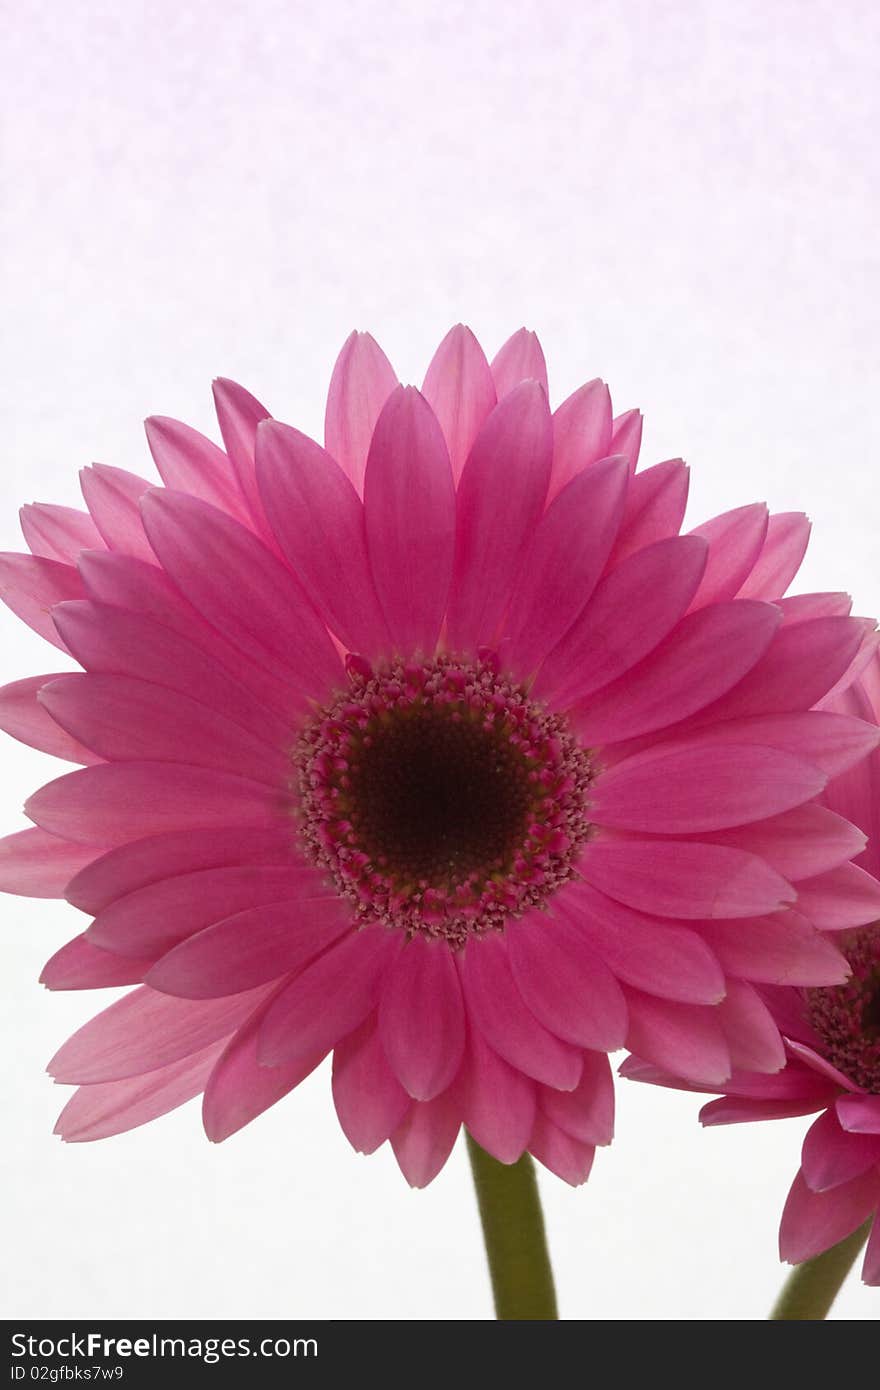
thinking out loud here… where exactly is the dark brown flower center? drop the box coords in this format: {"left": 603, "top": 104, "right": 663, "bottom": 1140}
{"left": 805, "top": 926, "right": 880, "bottom": 1092}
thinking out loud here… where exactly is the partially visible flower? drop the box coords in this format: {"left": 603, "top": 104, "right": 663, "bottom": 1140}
{"left": 621, "top": 654, "right": 880, "bottom": 1282}
{"left": 1, "top": 326, "right": 879, "bottom": 1187}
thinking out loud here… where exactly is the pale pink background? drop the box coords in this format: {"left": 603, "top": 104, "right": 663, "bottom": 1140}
{"left": 2, "top": 0, "right": 879, "bottom": 1319}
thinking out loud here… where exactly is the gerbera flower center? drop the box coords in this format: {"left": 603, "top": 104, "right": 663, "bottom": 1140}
{"left": 805, "top": 926, "right": 880, "bottom": 1093}
{"left": 294, "top": 655, "right": 594, "bottom": 945}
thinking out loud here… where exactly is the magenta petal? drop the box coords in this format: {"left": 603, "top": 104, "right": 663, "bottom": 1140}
{"left": 49, "top": 983, "right": 274, "bottom": 1083}
{"left": 80, "top": 465, "right": 155, "bottom": 563}
{"left": 608, "top": 409, "right": 643, "bottom": 474}
{"left": 446, "top": 381, "right": 552, "bottom": 651}
{"left": 0, "top": 674, "right": 101, "bottom": 764}
{"left": 146, "top": 899, "right": 352, "bottom": 999}
{"left": 378, "top": 936, "right": 465, "bottom": 1101}
{"left": 687, "top": 504, "right": 769, "bottom": 609}
{"left": 785, "top": 1038, "right": 862, "bottom": 1091}
{"left": 538, "top": 1051, "right": 614, "bottom": 1146}
{"left": 20, "top": 503, "right": 104, "bottom": 563}
{"left": 255, "top": 420, "right": 389, "bottom": 658}
{"left": 490, "top": 328, "right": 548, "bottom": 399}
{"left": 700, "top": 911, "right": 849, "bottom": 987}
{"left": 202, "top": 990, "right": 326, "bottom": 1142}
{"left": 528, "top": 1114, "right": 595, "bottom": 1186}
{"left": 801, "top": 1110, "right": 880, "bottom": 1193}
{"left": 700, "top": 1095, "right": 830, "bottom": 1125}
{"left": 324, "top": 331, "right": 398, "bottom": 494}
{"left": 144, "top": 416, "right": 247, "bottom": 521}
{"left": 364, "top": 386, "right": 456, "bottom": 655}
{"left": 212, "top": 376, "right": 272, "bottom": 532}
{"left": 534, "top": 534, "right": 707, "bottom": 706}
{"left": 779, "top": 1170, "right": 880, "bottom": 1265}
{"left": 458, "top": 933, "right": 583, "bottom": 1090}
{"left": 0, "top": 552, "right": 84, "bottom": 650}
{"left": 459, "top": 1027, "right": 536, "bottom": 1164}
{"left": 579, "top": 838, "right": 795, "bottom": 919}
{"left": 548, "top": 380, "right": 613, "bottom": 502}
{"left": 623, "top": 988, "right": 731, "bottom": 1086}
{"left": 503, "top": 455, "right": 629, "bottom": 679}
{"left": 391, "top": 1090, "right": 462, "bottom": 1188}
{"left": 140, "top": 489, "right": 342, "bottom": 699}
{"left": 667, "top": 711, "right": 880, "bottom": 779}
{"left": 606, "top": 459, "right": 689, "bottom": 567}
{"left": 736, "top": 512, "right": 810, "bottom": 600}
{"left": 0, "top": 827, "right": 100, "bottom": 899}
{"left": 506, "top": 911, "right": 628, "bottom": 1050}
{"left": 557, "top": 879, "right": 725, "bottom": 1003}
{"left": 701, "top": 807, "right": 866, "bottom": 881}
{"left": 421, "top": 324, "right": 496, "bottom": 483}
{"left": 837, "top": 1095, "right": 880, "bottom": 1135}
{"left": 332, "top": 1017, "right": 410, "bottom": 1154}
{"left": 55, "top": 1042, "right": 224, "bottom": 1143}
{"left": 41, "top": 934, "right": 151, "bottom": 990}
{"left": 258, "top": 925, "right": 404, "bottom": 1066}
{"left": 27, "top": 762, "right": 283, "bottom": 847}
{"left": 794, "top": 863, "right": 880, "bottom": 929}
{"left": 717, "top": 979, "right": 785, "bottom": 1073}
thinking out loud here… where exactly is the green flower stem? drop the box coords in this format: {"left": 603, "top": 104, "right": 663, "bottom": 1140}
{"left": 466, "top": 1133, "right": 558, "bottom": 1320}
{"left": 770, "top": 1222, "right": 870, "bottom": 1320}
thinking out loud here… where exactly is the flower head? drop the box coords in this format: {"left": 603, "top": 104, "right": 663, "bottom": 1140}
{"left": 621, "top": 653, "right": 880, "bottom": 1281}
{"left": 2, "top": 326, "right": 878, "bottom": 1186}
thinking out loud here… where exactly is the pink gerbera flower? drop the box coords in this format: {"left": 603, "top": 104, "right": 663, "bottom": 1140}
{"left": 621, "top": 653, "right": 880, "bottom": 1282}
{"left": 1, "top": 326, "right": 879, "bottom": 1187}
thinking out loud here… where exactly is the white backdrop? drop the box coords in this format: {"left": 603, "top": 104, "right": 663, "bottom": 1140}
{"left": 3, "top": 0, "right": 879, "bottom": 1320}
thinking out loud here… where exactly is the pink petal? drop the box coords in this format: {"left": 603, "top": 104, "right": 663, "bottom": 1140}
{"left": 378, "top": 935, "right": 465, "bottom": 1101}
{"left": 146, "top": 899, "right": 352, "bottom": 998}
{"left": 202, "top": 988, "right": 326, "bottom": 1142}
{"left": 55, "top": 1042, "right": 225, "bottom": 1142}
{"left": 785, "top": 1037, "right": 862, "bottom": 1091}
{"left": 837, "top": 1095, "right": 880, "bottom": 1136}
{"left": 140, "top": 489, "right": 343, "bottom": 699}
{"left": 700, "top": 1095, "right": 830, "bottom": 1125}
{"left": 505, "top": 910, "right": 628, "bottom": 1050}
{"left": 49, "top": 983, "right": 274, "bottom": 1083}
{"left": 503, "top": 455, "right": 629, "bottom": 679}
{"left": 258, "top": 924, "right": 404, "bottom": 1066}
{"left": 144, "top": 416, "right": 247, "bottom": 520}
{"left": 41, "top": 934, "right": 151, "bottom": 990}
{"left": 332, "top": 1016, "right": 410, "bottom": 1154}
{"left": 579, "top": 837, "right": 795, "bottom": 919}
{"left": 80, "top": 465, "right": 155, "bottom": 562}
{"left": 573, "top": 600, "right": 781, "bottom": 744}
{"left": 533, "top": 534, "right": 707, "bottom": 706}
{"left": 39, "top": 673, "right": 287, "bottom": 785}
{"left": 446, "top": 381, "right": 552, "bottom": 651}
{"left": 528, "top": 1113, "right": 595, "bottom": 1186}
{"left": 548, "top": 380, "right": 613, "bottom": 502}
{"left": 88, "top": 865, "right": 318, "bottom": 958}
{"left": 556, "top": 879, "right": 726, "bottom": 1003}
{"left": 801, "top": 1110, "right": 880, "bottom": 1193}
{"left": 537, "top": 1050, "right": 614, "bottom": 1146}
{"left": 27, "top": 762, "right": 284, "bottom": 846}
{"left": 0, "top": 552, "right": 84, "bottom": 650}
{"left": 323, "top": 331, "right": 398, "bottom": 494}
{"left": 701, "top": 805, "right": 866, "bottom": 880}
{"left": 421, "top": 324, "right": 497, "bottom": 483}
{"left": 662, "top": 711, "right": 880, "bottom": 779}
{"left": 778, "top": 591, "right": 853, "bottom": 624}
{"left": 490, "top": 328, "right": 548, "bottom": 399}
{"left": 699, "top": 911, "right": 850, "bottom": 986}
{"left": 212, "top": 376, "right": 272, "bottom": 531}
{"left": 687, "top": 504, "right": 769, "bottom": 610}
{"left": 255, "top": 419, "right": 390, "bottom": 658}
{"left": 0, "top": 674, "right": 101, "bottom": 763}
{"left": 364, "top": 386, "right": 456, "bottom": 655}
{"left": 793, "top": 863, "right": 880, "bottom": 929}
{"left": 458, "top": 932, "right": 582, "bottom": 1090}
{"left": 66, "top": 824, "right": 297, "bottom": 915}
{"left": 736, "top": 512, "right": 810, "bottom": 600}
{"left": 779, "top": 1170, "right": 880, "bottom": 1265}
{"left": 605, "top": 459, "right": 689, "bottom": 567}
{"left": 717, "top": 979, "right": 785, "bottom": 1073}
{"left": 608, "top": 409, "right": 643, "bottom": 474}
{"left": 20, "top": 503, "right": 104, "bottom": 563}
{"left": 458, "top": 1026, "right": 536, "bottom": 1164}
{"left": 623, "top": 988, "right": 731, "bottom": 1086}
{"left": 0, "top": 827, "right": 101, "bottom": 899}
{"left": 593, "top": 743, "right": 824, "bottom": 835}
{"left": 391, "top": 1090, "right": 462, "bottom": 1188}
